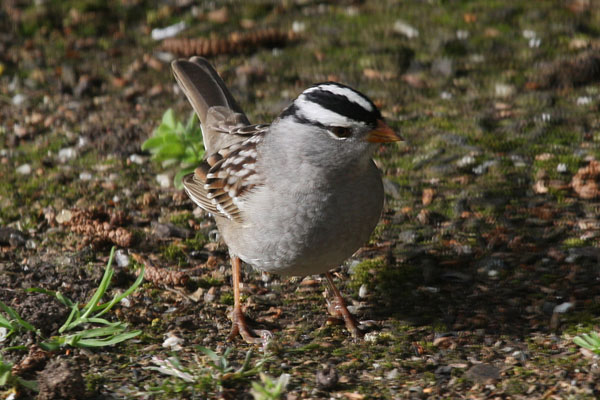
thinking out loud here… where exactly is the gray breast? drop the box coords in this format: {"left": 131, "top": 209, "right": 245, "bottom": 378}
{"left": 220, "top": 161, "right": 384, "bottom": 276}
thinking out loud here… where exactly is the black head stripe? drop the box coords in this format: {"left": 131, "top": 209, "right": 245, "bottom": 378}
{"left": 303, "top": 83, "right": 381, "bottom": 126}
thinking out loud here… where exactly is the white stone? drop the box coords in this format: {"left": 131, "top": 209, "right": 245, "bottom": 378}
{"left": 152, "top": 21, "right": 187, "bottom": 41}
{"left": 16, "top": 163, "right": 31, "bottom": 175}
{"left": 156, "top": 173, "right": 171, "bottom": 188}
{"left": 58, "top": 147, "right": 77, "bottom": 163}
{"left": 393, "top": 20, "right": 419, "bottom": 38}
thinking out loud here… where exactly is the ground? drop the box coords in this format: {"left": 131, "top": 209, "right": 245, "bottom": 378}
{"left": 1, "top": 0, "right": 600, "bottom": 399}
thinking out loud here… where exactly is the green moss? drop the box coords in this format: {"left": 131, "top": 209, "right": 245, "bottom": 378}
{"left": 184, "top": 232, "right": 209, "bottom": 251}
{"left": 161, "top": 243, "right": 188, "bottom": 266}
{"left": 219, "top": 292, "right": 234, "bottom": 306}
{"left": 562, "top": 237, "right": 588, "bottom": 248}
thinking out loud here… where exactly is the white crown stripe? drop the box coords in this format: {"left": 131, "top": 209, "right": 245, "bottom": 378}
{"left": 304, "top": 84, "right": 374, "bottom": 112}
{"left": 296, "top": 96, "right": 356, "bottom": 127}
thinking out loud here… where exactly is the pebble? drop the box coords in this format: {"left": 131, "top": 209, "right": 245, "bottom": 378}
{"left": 58, "top": 147, "right": 77, "bottom": 163}
{"left": 386, "top": 368, "right": 399, "bottom": 380}
{"left": 115, "top": 249, "right": 130, "bottom": 268}
{"left": 162, "top": 333, "right": 184, "bottom": 351}
{"left": 465, "top": 363, "right": 500, "bottom": 383}
{"left": 457, "top": 155, "right": 476, "bottom": 168}
{"left": 129, "top": 154, "right": 145, "bottom": 165}
{"left": 315, "top": 364, "right": 338, "bottom": 390}
{"left": 358, "top": 284, "right": 368, "bottom": 298}
{"left": 55, "top": 209, "right": 72, "bottom": 224}
{"left": 553, "top": 302, "right": 573, "bottom": 314}
{"left": 12, "top": 93, "right": 27, "bottom": 106}
{"left": 473, "top": 160, "right": 498, "bottom": 175}
{"left": 393, "top": 20, "right": 419, "bottom": 38}
{"left": 16, "top": 163, "right": 32, "bottom": 175}
{"left": 151, "top": 21, "right": 187, "bottom": 41}
{"left": 495, "top": 83, "right": 515, "bottom": 98}
{"left": 0, "top": 227, "right": 26, "bottom": 247}
{"left": 577, "top": 96, "right": 592, "bottom": 106}
{"left": 291, "top": 21, "right": 306, "bottom": 33}
{"left": 156, "top": 173, "right": 171, "bottom": 188}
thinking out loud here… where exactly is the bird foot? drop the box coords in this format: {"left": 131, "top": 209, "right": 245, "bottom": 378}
{"left": 327, "top": 298, "right": 364, "bottom": 339}
{"left": 228, "top": 307, "right": 271, "bottom": 344}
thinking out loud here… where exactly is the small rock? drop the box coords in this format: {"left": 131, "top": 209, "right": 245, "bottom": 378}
{"left": 12, "top": 93, "right": 27, "bottom": 106}
{"left": 152, "top": 222, "right": 192, "bottom": 239}
{"left": 55, "top": 209, "right": 73, "bottom": 224}
{"left": 16, "top": 163, "right": 32, "bottom": 175}
{"left": 465, "top": 363, "right": 500, "bottom": 383}
{"left": 577, "top": 96, "right": 592, "bottom": 105}
{"left": 553, "top": 302, "right": 574, "bottom": 314}
{"left": 79, "top": 171, "right": 92, "bottom": 181}
{"left": 435, "top": 365, "right": 453, "bottom": 377}
{"left": 58, "top": 147, "right": 77, "bottom": 163}
{"left": 152, "top": 21, "right": 187, "bottom": 41}
{"left": 495, "top": 83, "right": 516, "bottom": 98}
{"left": 162, "top": 333, "right": 184, "bottom": 351}
{"left": 386, "top": 368, "right": 399, "bottom": 380}
{"left": 473, "top": 160, "right": 498, "bottom": 175}
{"left": 393, "top": 20, "right": 419, "bottom": 38}
{"left": 129, "top": 154, "right": 145, "bottom": 165}
{"left": 432, "top": 58, "right": 454, "bottom": 78}
{"left": 398, "top": 230, "right": 418, "bottom": 244}
{"left": 457, "top": 155, "right": 476, "bottom": 168}
{"left": 156, "top": 173, "right": 171, "bottom": 188}
{"left": 0, "top": 227, "right": 26, "bottom": 247}
{"left": 316, "top": 364, "right": 338, "bottom": 390}
{"left": 115, "top": 249, "right": 130, "bottom": 267}
{"left": 358, "top": 284, "right": 368, "bottom": 298}
{"left": 292, "top": 21, "right": 306, "bottom": 33}
{"left": 204, "top": 287, "right": 216, "bottom": 303}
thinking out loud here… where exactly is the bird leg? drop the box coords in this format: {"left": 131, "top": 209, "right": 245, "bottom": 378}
{"left": 228, "top": 256, "right": 262, "bottom": 344}
{"left": 324, "top": 272, "right": 363, "bottom": 338}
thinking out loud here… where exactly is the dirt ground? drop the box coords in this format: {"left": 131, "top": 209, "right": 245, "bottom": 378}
{"left": 1, "top": 1, "right": 600, "bottom": 399}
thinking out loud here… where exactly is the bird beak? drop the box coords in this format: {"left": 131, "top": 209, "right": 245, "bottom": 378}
{"left": 366, "top": 119, "right": 403, "bottom": 143}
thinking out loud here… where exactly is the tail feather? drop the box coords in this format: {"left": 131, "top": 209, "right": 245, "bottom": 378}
{"left": 171, "top": 57, "right": 248, "bottom": 124}
{"left": 171, "top": 57, "right": 250, "bottom": 153}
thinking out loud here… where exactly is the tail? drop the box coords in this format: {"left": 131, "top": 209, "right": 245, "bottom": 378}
{"left": 171, "top": 57, "right": 247, "bottom": 124}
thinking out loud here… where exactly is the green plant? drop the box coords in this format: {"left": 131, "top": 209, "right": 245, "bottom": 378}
{"left": 0, "top": 302, "right": 41, "bottom": 343}
{"left": 147, "top": 347, "right": 267, "bottom": 395}
{"left": 0, "top": 247, "right": 144, "bottom": 351}
{"left": 0, "top": 357, "right": 37, "bottom": 392}
{"left": 142, "top": 109, "right": 204, "bottom": 189}
{"left": 573, "top": 331, "right": 600, "bottom": 354}
{"left": 250, "top": 373, "right": 290, "bottom": 400}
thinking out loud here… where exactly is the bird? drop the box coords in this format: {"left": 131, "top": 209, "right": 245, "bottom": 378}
{"left": 171, "top": 56, "right": 401, "bottom": 343}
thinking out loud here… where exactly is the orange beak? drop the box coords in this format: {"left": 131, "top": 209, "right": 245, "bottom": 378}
{"left": 366, "top": 119, "right": 402, "bottom": 143}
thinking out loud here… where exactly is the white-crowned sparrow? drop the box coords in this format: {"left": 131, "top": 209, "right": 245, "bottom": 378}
{"left": 172, "top": 57, "right": 401, "bottom": 343}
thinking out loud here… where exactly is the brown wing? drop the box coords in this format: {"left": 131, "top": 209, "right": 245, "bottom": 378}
{"left": 182, "top": 126, "right": 268, "bottom": 222}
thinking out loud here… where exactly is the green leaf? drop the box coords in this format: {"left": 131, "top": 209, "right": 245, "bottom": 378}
{"left": 154, "top": 142, "right": 186, "bottom": 162}
{"left": 0, "top": 301, "right": 37, "bottom": 333}
{"left": 76, "top": 330, "right": 141, "bottom": 347}
{"left": 161, "top": 109, "right": 176, "bottom": 129}
{"left": 185, "top": 111, "right": 199, "bottom": 132}
{"left": 141, "top": 135, "right": 165, "bottom": 151}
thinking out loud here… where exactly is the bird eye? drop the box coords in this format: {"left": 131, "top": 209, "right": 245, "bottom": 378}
{"left": 330, "top": 126, "right": 352, "bottom": 138}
